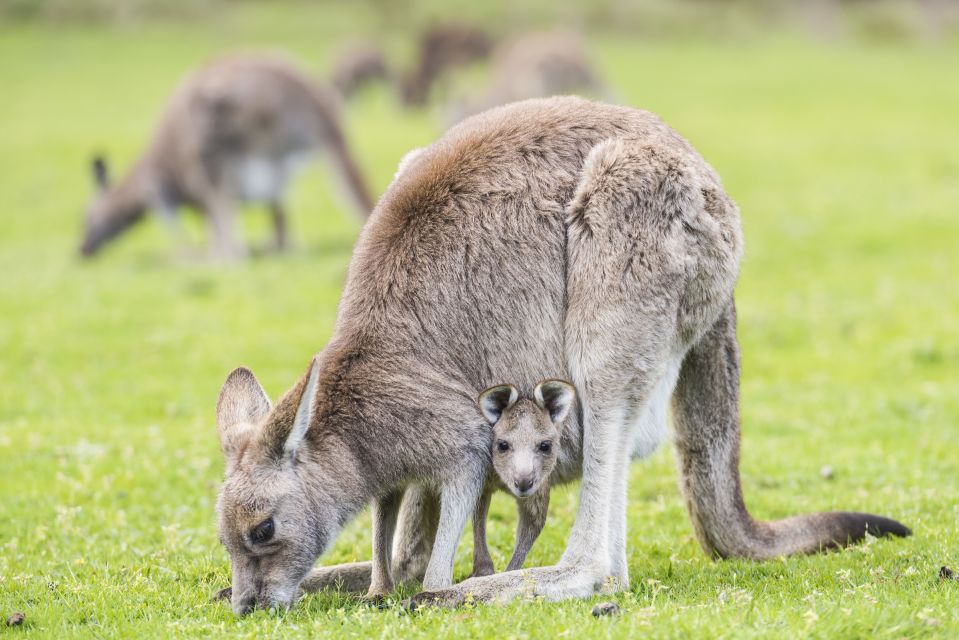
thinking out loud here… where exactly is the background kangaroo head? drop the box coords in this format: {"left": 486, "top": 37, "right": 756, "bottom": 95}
{"left": 479, "top": 379, "right": 575, "bottom": 498}
{"left": 80, "top": 155, "right": 146, "bottom": 257}
{"left": 215, "top": 359, "right": 341, "bottom": 615}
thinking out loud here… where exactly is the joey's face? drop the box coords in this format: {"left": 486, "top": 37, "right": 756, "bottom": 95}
{"left": 492, "top": 401, "right": 560, "bottom": 497}
{"left": 478, "top": 380, "right": 576, "bottom": 499}
{"left": 215, "top": 359, "right": 340, "bottom": 615}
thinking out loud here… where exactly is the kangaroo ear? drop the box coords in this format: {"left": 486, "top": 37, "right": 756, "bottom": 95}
{"left": 216, "top": 367, "right": 272, "bottom": 460}
{"left": 477, "top": 384, "right": 518, "bottom": 424}
{"left": 91, "top": 155, "right": 110, "bottom": 190}
{"left": 285, "top": 357, "right": 321, "bottom": 457}
{"left": 260, "top": 357, "right": 321, "bottom": 459}
{"left": 534, "top": 379, "right": 576, "bottom": 424}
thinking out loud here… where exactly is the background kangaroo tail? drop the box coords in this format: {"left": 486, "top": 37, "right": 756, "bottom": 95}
{"left": 311, "top": 86, "right": 376, "bottom": 218}
{"left": 325, "top": 123, "right": 376, "bottom": 218}
{"left": 671, "top": 300, "right": 910, "bottom": 560}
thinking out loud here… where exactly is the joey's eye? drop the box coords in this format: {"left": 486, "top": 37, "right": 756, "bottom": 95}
{"left": 538, "top": 441, "right": 552, "bottom": 454}
{"left": 250, "top": 517, "right": 275, "bottom": 544}
{"left": 496, "top": 440, "right": 510, "bottom": 453}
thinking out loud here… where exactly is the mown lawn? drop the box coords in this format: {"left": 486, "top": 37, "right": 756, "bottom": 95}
{"left": 1, "top": 6, "right": 958, "bottom": 638}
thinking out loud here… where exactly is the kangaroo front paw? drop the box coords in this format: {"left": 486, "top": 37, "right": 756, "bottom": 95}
{"left": 360, "top": 591, "right": 393, "bottom": 609}
{"left": 211, "top": 587, "right": 232, "bottom": 602}
{"left": 470, "top": 563, "right": 495, "bottom": 578}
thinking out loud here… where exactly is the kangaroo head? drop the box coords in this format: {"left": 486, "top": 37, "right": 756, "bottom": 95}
{"left": 215, "top": 358, "right": 343, "bottom": 615}
{"left": 80, "top": 155, "right": 146, "bottom": 257}
{"left": 478, "top": 379, "right": 575, "bottom": 498}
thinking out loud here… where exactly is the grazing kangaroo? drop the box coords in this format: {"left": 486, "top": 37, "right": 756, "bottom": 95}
{"left": 81, "top": 54, "right": 374, "bottom": 260}
{"left": 214, "top": 96, "right": 910, "bottom": 615}
{"left": 331, "top": 42, "right": 391, "bottom": 100}
{"left": 447, "top": 31, "right": 606, "bottom": 124}
{"left": 401, "top": 22, "right": 492, "bottom": 107}
{"left": 470, "top": 380, "right": 577, "bottom": 577}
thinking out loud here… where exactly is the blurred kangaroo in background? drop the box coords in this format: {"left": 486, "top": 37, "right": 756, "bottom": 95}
{"left": 401, "top": 22, "right": 492, "bottom": 107}
{"left": 81, "top": 54, "right": 374, "bottom": 260}
{"left": 447, "top": 31, "right": 607, "bottom": 124}
{"left": 213, "top": 97, "right": 910, "bottom": 615}
{"left": 331, "top": 41, "right": 391, "bottom": 100}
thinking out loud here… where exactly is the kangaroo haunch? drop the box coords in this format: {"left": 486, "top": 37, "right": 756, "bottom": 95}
{"left": 214, "top": 96, "right": 910, "bottom": 615}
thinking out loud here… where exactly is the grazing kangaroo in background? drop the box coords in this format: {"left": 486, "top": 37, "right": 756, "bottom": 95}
{"left": 213, "top": 96, "right": 910, "bottom": 615}
{"left": 470, "top": 380, "right": 577, "bottom": 577}
{"left": 447, "top": 31, "right": 607, "bottom": 124}
{"left": 401, "top": 22, "right": 492, "bottom": 107}
{"left": 331, "top": 42, "right": 391, "bottom": 100}
{"left": 81, "top": 54, "right": 374, "bottom": 260}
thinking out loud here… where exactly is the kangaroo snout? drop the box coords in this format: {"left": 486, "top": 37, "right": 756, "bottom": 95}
{"left": 79, "top": 237, "right": 98, "bottom": 258}
{"left": 513, "top": 475, "right": 536, "bottom": 496}
{"left": 231, "top": 592, "right": 257, "bottom": 616}
{"left": 231, "top": 587, "right": 295, "bottom": 616}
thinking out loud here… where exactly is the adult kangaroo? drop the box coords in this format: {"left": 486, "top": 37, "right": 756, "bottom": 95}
{"left": 81, "top": 54, "right": 374, "bottom": 260}
{"left": 214, "top": 97, "right": 910, "bottom": 613}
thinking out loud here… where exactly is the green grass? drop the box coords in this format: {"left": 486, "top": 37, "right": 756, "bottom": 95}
{"left": 1, "top": 6, "right": 958, "bottom": 638}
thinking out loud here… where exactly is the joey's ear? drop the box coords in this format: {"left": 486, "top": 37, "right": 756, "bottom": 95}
{"left": 477, "top": 384, "right": 518, "bottom": 424}
{"left": 92, "top": 155, "right": 109, "bottom": 190}
{"left": 216, "top": 367, "right": 272, "bottom": 459}
{"left": 260, "top": 357, "right": 321, "bottom": 459}
{"left": 534, "top": 379, "right": 576, "bottom": 424}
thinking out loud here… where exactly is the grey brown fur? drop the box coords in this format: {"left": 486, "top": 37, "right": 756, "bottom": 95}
{"left": 214, "top": 96, "right": 909, "bottom": 614}
{"left": 82, "top": 53, "right": 373, "bottom": 260}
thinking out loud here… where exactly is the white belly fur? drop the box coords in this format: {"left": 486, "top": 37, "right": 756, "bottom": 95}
{"left": 630, "top": 357, "right": 681, "bottom": 460}
{"left": 231, "top": 153, "right": 311, "bottom": 203}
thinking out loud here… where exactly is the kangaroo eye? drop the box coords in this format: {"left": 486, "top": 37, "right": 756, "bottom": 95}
{"left": 250, "top": 517, "right": 275, "bottom": 544}
{"left": 538, "top": 441, "right": 552, "bottom": 454}
{"left": 496, "top": 440, "right": 510, "bottom": 453}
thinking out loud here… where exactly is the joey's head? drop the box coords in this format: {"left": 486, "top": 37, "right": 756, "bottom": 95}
{"left": 215, "top": 358, "right": 344, "bottom": 615}
{"left": 80, "top": 155, "right": 147, "bottom": 257}
{"left": 478, "top": 379, "right": 576, "bottom": 498}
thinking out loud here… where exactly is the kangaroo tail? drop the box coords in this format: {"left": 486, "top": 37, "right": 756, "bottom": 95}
{"left": 671, "top": 301, "right": 910, "bottom": 560}
{"left": 309, "top": 85, "right": 376, "bottom": 219}
{"left": 324, "top": 124, "right": 376, "bottom": 219}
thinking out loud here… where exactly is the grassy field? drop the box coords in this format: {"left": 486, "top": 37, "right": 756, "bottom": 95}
{"left": 1, "top": 6, "right": 958, "bottom": 638}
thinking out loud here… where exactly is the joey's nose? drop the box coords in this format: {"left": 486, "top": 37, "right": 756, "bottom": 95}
{"left": 514, "top": 476, "right": 535, "bottom": 495}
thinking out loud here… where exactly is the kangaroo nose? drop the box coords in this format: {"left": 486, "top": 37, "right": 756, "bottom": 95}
{"left": 232, "top": 594, "right": 256, "bottom": 616}
{"left": 514, "top": 476, "right": 534, "bottom": 494}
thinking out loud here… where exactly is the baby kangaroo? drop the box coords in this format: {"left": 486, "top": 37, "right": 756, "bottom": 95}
{"left": 470, "top": 380, "right": 578, "bottom": 576}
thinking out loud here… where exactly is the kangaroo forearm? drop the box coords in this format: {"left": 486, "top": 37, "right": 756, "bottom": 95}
{"left": 506, "top": 491, "right": 549, "bottom": 571}
{"left": 299, "top": 562, "right": 372, "bottom": 594}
